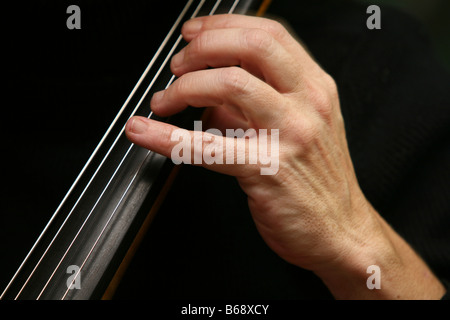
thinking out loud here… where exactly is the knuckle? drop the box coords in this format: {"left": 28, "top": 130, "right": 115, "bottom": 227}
{"left": 305, "top": 78, "right": 336, "bottom": 120}
{"left": 189, "top": 131, "right": 218, "bottom": 163}
{"left": 191, "top": 132, "right": 203, "bottom": 161}
{"left": 322, "top": 73, "right": 339, "bottom": 104}
{"left": 265, "top": 19, "right": 287, "bottom": 39}
{"left": 219, "top": 67, "right": 251, "bottom": 96}
{"left": 295, "top": 117, "right": 322, "bottom": 146}
{"left": 324, "top": 73, "right": 338, "bottom": 93}
{"left": 190, "top": 30, "right": 211, "bottom": 57}
{"left": 161, "top": 125, "right": 178, "bottom": 151}
{"left": 242, "top": 28, "right": 274, "bottom": 55}
{"left": 312, "top": 89, "right": 333, "bottom": 117}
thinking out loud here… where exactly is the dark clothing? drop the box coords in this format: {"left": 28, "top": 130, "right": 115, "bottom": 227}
{"left": 116, "top": 1, "right": 450, "bottom": 299}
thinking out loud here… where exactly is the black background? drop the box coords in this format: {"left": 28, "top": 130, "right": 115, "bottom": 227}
{"left": 1, "top": 0, "right": 449, "bottom": 302}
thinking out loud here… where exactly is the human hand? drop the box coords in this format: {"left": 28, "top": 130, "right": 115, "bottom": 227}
{"left": 125, "top": 14, "right": 445, "bottom": 299}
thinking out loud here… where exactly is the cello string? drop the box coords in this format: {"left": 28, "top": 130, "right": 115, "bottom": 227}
{"left": 36, "top": 2, "right": 205, "bottom": 299}
{"left": 39, "top": 0, "right": 209, "bottom": 300}
{"left": 61, "top": 0, "right": 243, "bottom": 300}
{"left": 8, "top": 0, "right": 196, "bottom": 300}
{"left": 20, "top": 0, "right": 206, "bottom": 300}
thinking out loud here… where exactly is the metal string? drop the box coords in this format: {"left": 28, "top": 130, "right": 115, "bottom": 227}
{"left": 5, "top": 0, "right": 242, "bottom": 300}
{"left": 47, "top": 0, "right": 211, "bottom": 300}
{"left": 6, "top": 0, "right": 196, "bottom": 300}
{"left": 61, "top": 0, "right": 243, "bottom": 300}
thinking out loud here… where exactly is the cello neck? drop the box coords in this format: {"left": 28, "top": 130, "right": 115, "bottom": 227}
{"left": 1, "top": 0, "right": 271, "bottom": 300}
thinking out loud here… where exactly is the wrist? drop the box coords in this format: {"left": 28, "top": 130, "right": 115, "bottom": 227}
{"left": 313, "top": 204, "right": 445, "bottom": 299}
{"left": 312, "top": 210, "right": 396, "bottom": 299}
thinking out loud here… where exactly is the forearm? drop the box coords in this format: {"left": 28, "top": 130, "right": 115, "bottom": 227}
{"left": 314, "top": 202, "right": 446, "bottom": 300}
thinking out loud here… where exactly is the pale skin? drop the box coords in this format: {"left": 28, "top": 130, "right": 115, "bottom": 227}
{"left": 125, "top": 14, "right": 445, "bottom": 299}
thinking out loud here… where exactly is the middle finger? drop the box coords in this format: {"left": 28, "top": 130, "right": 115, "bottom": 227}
{"left": 170, "top": 28, "right": 302, "bottom": 93}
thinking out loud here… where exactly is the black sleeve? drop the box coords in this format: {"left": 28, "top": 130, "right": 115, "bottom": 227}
{"left": 268, "top": 0, "right": 450, "bottom": 295}
{"left": 441, "top": 279, "right": 450, "bottom": 300}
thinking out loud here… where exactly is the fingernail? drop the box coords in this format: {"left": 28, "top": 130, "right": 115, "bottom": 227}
{"left": 129, "top": 117, "right": 147, "bottom": 134}
{"left": 183, "top": 18, "right": 203, "bottom": 37}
